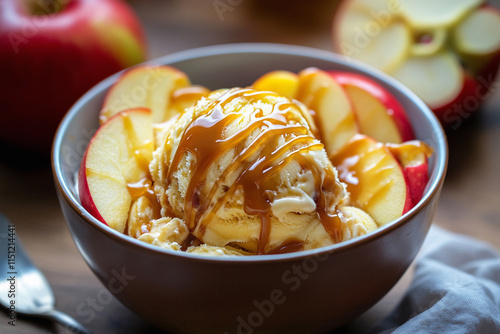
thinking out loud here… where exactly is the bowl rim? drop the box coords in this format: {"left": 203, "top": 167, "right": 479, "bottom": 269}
{"left": 52, "top": 42, "right": 448, "bottom": 263}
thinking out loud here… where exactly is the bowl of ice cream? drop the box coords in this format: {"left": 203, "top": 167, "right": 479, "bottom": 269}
{"left": 52, "top": 43, "right": 447, "bottom": 334}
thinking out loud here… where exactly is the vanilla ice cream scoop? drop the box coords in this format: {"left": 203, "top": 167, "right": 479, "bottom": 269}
{"left": 150, "top": 87, "right": 372, "bottom": 254}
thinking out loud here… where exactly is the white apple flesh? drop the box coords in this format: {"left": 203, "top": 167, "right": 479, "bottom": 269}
{"left": 398, "top": 0, "right": 483, "bottom": 29}
{"left": 390, "top": 51, "right": 464, "bottom": 111}
{"left": 334, "top": 1, "right": 411, "bottom": 73}
{"left": 79, "top": 108, "right": 154, "bottom": 232}
{"left": 328, "top": 71, "right": 415, "bottom": 143}
{"left": 252, "top": 68, "right": 358, "bottom": 156}
{"left": 295, "top": 68, "right": 358, "bottom": 156}
{"left": 100, "top": 65, "right": 193, "bottom": 124}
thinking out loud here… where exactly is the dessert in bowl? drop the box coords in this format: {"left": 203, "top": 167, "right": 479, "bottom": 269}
{"left": 52, "top": 43, "right": 447, "bottom": 333}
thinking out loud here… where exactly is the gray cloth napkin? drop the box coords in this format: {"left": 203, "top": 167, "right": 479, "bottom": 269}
{"left": 371, "top": 225, "right": 500, "bottom": 334}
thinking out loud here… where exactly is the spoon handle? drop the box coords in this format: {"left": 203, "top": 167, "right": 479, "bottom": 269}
{"left": 40, "top": 309, "right": 92, "bottom": 334}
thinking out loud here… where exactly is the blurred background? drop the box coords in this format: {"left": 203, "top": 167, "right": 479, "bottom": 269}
{"left": 1, "top": 0, "right": 499, "bottom": 332}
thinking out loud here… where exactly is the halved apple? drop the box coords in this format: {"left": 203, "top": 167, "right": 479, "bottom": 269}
{"left": 398, "top": 0, "right": 483, "bottom": 29}
{"left": 330, "top": 134, "right": 412, "bottom": 225}
{"left": 79, "top": 108, "right": 154, "bottom": 233}
{"left": 386, "top": 141, "right": 433, "bottom": 205}
{"left": 333, "top": 0, "right": 500, "bottom": 127}
{"left": 328, "top": 71, "right": 415, "bottom": 143}
{"left": 100, "top": 65, "right": 191, "bottom": 124}
{"left": 295, "top": 68, "right": 358, "bottom": 156}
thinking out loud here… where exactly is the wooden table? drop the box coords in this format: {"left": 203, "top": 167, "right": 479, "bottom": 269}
{"left": 1, "top": 1, "right": 499, "bottom": 333}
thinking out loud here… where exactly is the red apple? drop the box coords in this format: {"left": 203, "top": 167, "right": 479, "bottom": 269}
{"left": 332, "top": 0, "right": 500, "bottom": 128}
{"left": 79, "top": 108, "right": 154, "bottom": 232}
{"left": 330, "top": 134, "right": 413, "bottom": 225}
{"left": 328, "top": 71, "right": 415, "bottom": 143}
{"left": 0, "top": 0, "right": 147, "bottom": 152}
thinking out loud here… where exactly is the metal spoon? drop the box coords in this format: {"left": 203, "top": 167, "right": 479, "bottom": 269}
{"left": 0, "top": 214, "right": 91, "bottom": 333}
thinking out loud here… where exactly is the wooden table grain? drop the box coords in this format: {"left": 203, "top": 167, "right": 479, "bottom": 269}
{"left": 1, "top": 1, "right": 499, "bottom": 333}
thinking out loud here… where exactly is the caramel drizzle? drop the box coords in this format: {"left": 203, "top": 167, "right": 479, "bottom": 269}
{"left": 127, "top": 178, "right": 162, "bottom": 220}
{"left": 167, "top": 88, "right": 344, "bottom": 254}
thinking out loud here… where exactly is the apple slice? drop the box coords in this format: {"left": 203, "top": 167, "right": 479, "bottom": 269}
{"left": 330, "top": 134, "right": 412, "bottom": 225}
{"left": 398, "top": 0, "right": 483, "bottom": 29}
{"left": 386, "top": 141, "right": 433, "bottom": 205}
{"left": 453, "top": 6, "right": 500, "bottom": 74}
{"left": 333, "top": 0, "right": 411, "bottom": 73}
{"left": 328, "top": 71, "right": 415, "bottom": 143}
{"left": 79, "top": 108, "right": 154, "bottom": 233}
{"left": 100, "top": 65, "right": 190, "bottom": 124}
{"left": 296, "top": 68, "right": 358, "bottom": 156}
{"left": 390, "top": 51, "right": 464, "bottom": 111}
{"left": 252, "top": 70, "right": 299, "bottom": 100}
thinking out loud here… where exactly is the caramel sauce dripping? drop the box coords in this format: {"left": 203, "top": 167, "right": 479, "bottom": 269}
{"left": 121, "top": 113, "right": 161, "bottom": 235}
{"left": 127, "top": 178, "right": 162, "bottom": 220}
{"left": 166, "top": 88, "right": 345, "bottom": 254}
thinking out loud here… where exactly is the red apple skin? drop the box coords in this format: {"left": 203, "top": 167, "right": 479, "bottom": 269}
{"left": 434, "top": 73, "right": 479, "bottom": 128}
{"left": 405, "top": 162, "right": 429, "bottom": 205}
{"left": 78, "top": 147, "right": 107, "bottom": 226}
{"left": 403, "top": 172, "right": 415, "bottom": 214}
{"left": 328, "top": 71, "right": 415, "bottom": 142}
{"left": 0, "top": 0, "right": 147, "bottom": 152}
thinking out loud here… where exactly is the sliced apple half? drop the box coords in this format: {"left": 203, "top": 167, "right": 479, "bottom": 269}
{"left": 386, "top": 141, "right": 433, "bottom": 205}
{"left": 399, "top": 0, "right": 483, "bottom": 29}
{"left": 333, "top": 0, "right": 499, "bottom": 127}
{"left": 79, "top": 108, "right": 154, "bottom": 233}
{"left": 100, "top": 65, "right": 190, "bottom": 124}
{"left": 328, "top": 71, "right": 415, "bottom": 143}
{"left": 330, "top": 134, "right": 412, "bottom": 225}
{"left": 333, "top": 0, "right": 411, "bottom": 73}
{"left": 453, "top": 6, "right": 500, "bottom": 74}
{"left": 296, "top": 68, "right": 358, "bottom": 156}
{"left": 252, "top": 70, "right": 299, "bottom": 100}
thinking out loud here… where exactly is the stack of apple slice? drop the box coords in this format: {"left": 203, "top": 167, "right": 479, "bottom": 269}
{"left": 80, "top": 65, "right": 209, "bottom": 232}
{"left": 253, "top": 68, "right": 432, "bottom": 225}
{"left": 100, "top": 65, "right": 209, "bottom": 124}
{"left": 253, "top": 68, "right": 414, "bottom": 146}
{"left": 333, "top": 0, "right": 500, "bottom": 125}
